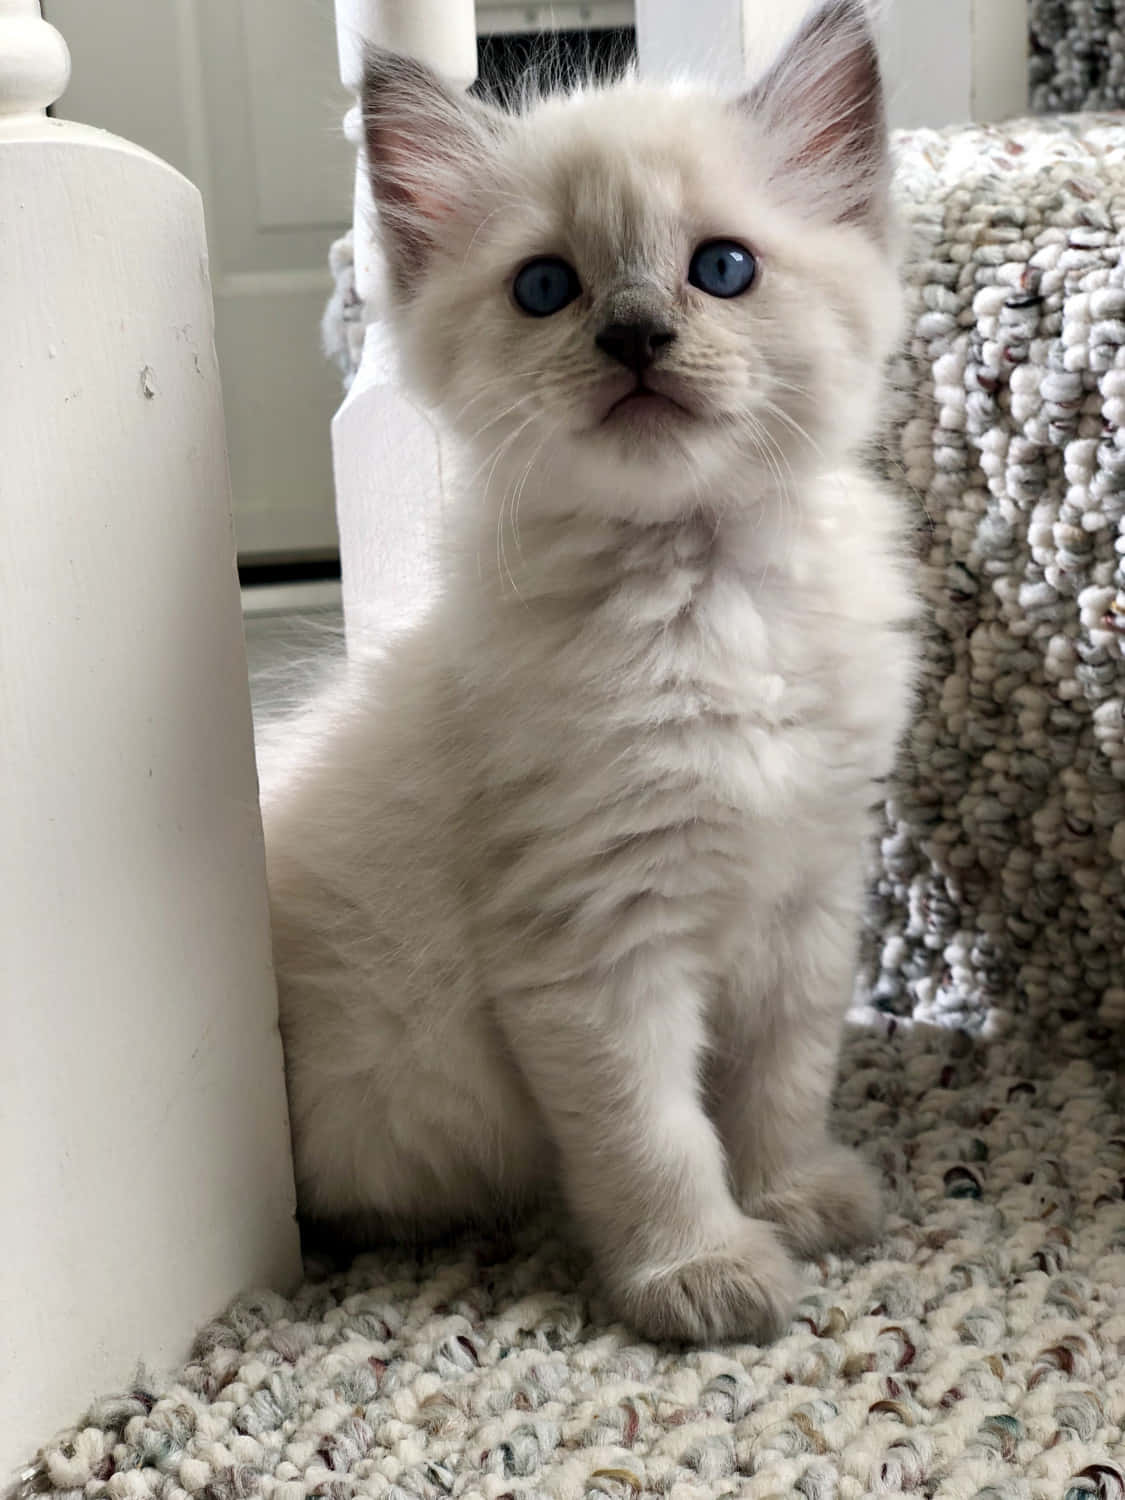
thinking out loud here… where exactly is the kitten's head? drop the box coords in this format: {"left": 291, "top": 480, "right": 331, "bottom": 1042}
{"left": 362, "top": 0, "right": 899, "bottom": 523}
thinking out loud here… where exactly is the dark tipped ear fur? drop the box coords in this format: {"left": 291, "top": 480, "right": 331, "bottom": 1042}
{"left": 742, "top": 0, "right": 889, "bottom": 232}
{"left": 362, "top": 48, "right": 505, "bottom": 292}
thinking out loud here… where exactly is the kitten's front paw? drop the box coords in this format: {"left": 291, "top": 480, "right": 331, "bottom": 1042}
{"left": 611, "top": 1218, "right": 801, "bottom": 1345}
{"left": 748, "top": 1142, "right": 884, "bottom": 1260}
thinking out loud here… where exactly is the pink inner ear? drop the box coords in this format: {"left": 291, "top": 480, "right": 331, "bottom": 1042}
{"left": 744, "top": 2, "right": 887, "bottom": 229}
{"left": 361, "top": 48, "right": 500, "bottom": 289}
{"left": 376, "top": 123, "right": 464, "bottom": 227}
{"left": 792, "top": 46, "right": 880, "bottom": 165}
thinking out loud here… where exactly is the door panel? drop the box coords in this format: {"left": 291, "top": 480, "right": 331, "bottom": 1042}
{"left": 47, "top": 0, "right": 349, "bottom": 559}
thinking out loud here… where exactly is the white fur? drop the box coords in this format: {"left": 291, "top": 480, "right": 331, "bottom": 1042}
{"left": 262, "top": 0, "right": 918, "bottom": 1343}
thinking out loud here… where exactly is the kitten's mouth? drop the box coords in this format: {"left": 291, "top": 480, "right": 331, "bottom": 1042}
{"left": 601, "top": 381, "right": 692, "bottom": 426}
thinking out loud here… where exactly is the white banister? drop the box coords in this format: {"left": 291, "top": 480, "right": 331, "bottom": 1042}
{"left": 0, "top": 2, "right": 300, "bottom": 1477}
{"left": 880, "top": 0, "right": 1029, "bottom": 129}
{"left": 0, "top": 0, "right": 68, "bottom": 116}
{"left": 331, "top": 0, "right": 477, "bottom": 650}
{"left": 635, "top": 0, "right": 796, "bottom": 86}
{"left": 635, "top": 0, "right": 1030, "bottom": 128}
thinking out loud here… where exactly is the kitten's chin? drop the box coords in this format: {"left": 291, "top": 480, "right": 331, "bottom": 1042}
{"left": 562, "top": 425, "right": 735, "bottom": 522}
{"left": 599, "top": 388, "right": 692, "bottom": 431}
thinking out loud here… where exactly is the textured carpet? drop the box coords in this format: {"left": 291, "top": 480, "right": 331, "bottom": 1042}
{"left": 866, "top": 115, "right": 1125, "bottom": 1036}
{"left": 18, "top": 117, "right": 1125, "bottom": 1500}
{"left": 19, "top": 1015, "right": 1125, "bottom": 1500}
{"left": 1031, "top": 1, "right": 1125, "bottom": 113}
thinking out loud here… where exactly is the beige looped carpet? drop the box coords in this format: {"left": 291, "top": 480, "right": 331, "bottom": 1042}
{"left": 19, "top": 1014, "right": 1124, "bottom": 1499}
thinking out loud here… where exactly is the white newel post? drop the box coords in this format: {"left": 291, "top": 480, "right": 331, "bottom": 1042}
{"left": 332, "top": 0, "right": 478, "bottom": 649}
{"left": 635, "top": 0, "right": 1030, "bottom": 127}
{"left": 0, "top": 2, "right": 300, "bottom": 1478}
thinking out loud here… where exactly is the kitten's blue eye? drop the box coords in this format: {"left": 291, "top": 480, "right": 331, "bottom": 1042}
{"left": 688, "top": 240, "right": 757, "bottom": 299}
{"left": 512, "top": 257, "right": 580, "bottom": 317}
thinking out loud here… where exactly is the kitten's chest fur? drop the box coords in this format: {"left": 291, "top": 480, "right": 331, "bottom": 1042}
{"left": 458, "top": 502, "right": 907, "bottom": 965}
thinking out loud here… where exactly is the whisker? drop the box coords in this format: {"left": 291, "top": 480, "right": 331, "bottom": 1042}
{"left": 758, "top": 398, "right": 825, "bottom": 458}
{"left": 499, "top": 415, "right": 567, "bottom": 595}
{"left": 478, "top": 411, "right": 541, "bottom": 600}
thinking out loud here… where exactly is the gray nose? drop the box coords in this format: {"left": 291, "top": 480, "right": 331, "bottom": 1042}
{"left": 595, "top": 319, "right": 677, "bottom": 374}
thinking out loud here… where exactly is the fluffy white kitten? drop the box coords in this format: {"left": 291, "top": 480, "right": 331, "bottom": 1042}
{"left": 262, "top": 0, "right": 917, "bottom": 1344}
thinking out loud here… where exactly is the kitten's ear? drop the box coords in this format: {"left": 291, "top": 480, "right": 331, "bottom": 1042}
{"left": 742, "top": 0, "right": 889, "bottom": 231}
{"left": 362, "top": 48, "right": 504, "bottom": 292}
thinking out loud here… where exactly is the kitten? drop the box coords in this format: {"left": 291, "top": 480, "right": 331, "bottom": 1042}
{"left": 262, "top": 0, "right": 917, "bottom": 1343}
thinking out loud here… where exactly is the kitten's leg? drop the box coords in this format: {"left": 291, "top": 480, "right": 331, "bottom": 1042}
{"left": 714, "top": 896, "right": 884, "bottom": 1260}
{"left": 495, "top": 954, "right": 801, "bottom": 1344}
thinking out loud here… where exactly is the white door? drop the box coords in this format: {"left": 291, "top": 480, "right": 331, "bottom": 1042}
{"left": 45, "top": 0, "right": 350, "bottom": 560}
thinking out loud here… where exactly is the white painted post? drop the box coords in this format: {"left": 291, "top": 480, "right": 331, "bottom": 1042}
{"left": 331, "top": 0, "right": 478, "bottom": 649}
{"left": 635, "top": 0, "right": 799, "bottom": 85}
{"left": 0, "top": 2, "right": 300, "bottom": 1478}
{"left": 635, "top": 0, "right": 1030, "bottom": 128}
{"left": 880, "top": 0, "right": 1029, "bottom": 129}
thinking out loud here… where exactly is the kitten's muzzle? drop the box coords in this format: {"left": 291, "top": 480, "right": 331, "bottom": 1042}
{"left": 595, "top": 319, "right": 677, "bottom": 375}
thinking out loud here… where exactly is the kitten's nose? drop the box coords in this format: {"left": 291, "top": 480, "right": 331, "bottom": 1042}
{"left": 595, "top": 319, "right": 677, "bottom": 373}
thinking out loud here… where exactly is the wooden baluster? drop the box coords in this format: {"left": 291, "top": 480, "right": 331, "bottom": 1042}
{"left": 331, "top": 0, "right": 478, "bottom": 650}
{"left": 0, "top": 3, "right": 299, "bottom": 1475}
{"left": 635, "top": 0, "right": 796, "bottom": 85}
{"left": 0, "top": 0, "right": 68, "bottom": 118}
{"left": 881, "top": 0, "right": 1029, "bottom": 127}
